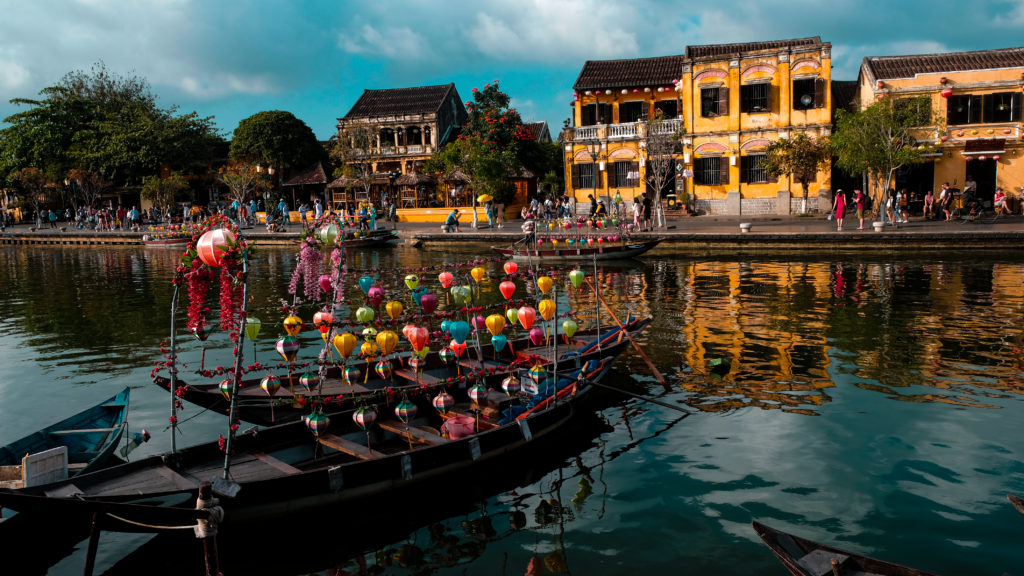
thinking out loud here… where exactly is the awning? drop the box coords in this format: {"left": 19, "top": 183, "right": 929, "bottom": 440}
{"left": 961, "top": 138, "right": 1005, "bottom": 156}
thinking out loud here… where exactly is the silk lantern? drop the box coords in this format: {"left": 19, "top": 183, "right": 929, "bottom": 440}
{"left": 196, "top": 228, "right": 235, "bottom": 267}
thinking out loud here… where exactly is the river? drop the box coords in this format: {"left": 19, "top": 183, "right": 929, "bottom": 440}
{"left": 0, "top": 242, "right": 1022, "bottom": 575}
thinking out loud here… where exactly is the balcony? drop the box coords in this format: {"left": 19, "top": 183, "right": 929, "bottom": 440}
{"left": 568, "top": 118, "right": 683, "bottom": 142}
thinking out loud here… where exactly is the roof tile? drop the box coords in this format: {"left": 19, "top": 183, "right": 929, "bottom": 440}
{"left": 573, "top": 55, "right": 686, "bottom": 91}
{"left": 344, "top": 84, "right": 457, "bottom": 119}
{"left": 686, "top": 37, "right": 822, "bottom": 59}
{"left": 867, "top": 47, "right": 1024, "bottom": 80}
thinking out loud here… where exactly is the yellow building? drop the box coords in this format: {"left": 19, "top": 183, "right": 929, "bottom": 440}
{"left": 679, "top": 37, "right": 833, "bottom": 215}
{"left": 565, "top": 54, "right": 686, "bottom": 214}
{"left": 857, "top": 47, "right": 1024, "bottom": 206}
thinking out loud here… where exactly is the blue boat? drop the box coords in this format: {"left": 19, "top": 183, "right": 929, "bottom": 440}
{"left": 0, "top": 388, "right": 130, "bottom": 487}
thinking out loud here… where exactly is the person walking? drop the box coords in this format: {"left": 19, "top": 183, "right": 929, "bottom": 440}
{"left": 854, "top": 189, "right": 866, "bottom": 230}
{"left": 48, "top": 209, "right": 58, "bottom": 229}
{"left": 939, "top": 183, "right": 953, "bottom": 221}
{"left": 831, "top": 189, "right": 847, "bottom": 231}
{"left": 484, "top": 200, "right": 495, "bottom": 229}
{"left": 314, "top": 198, "right": 324, "bottom": 220}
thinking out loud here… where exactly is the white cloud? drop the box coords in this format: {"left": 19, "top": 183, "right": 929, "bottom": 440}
{"left": 179, "top": 73, "right": 275, "bottom": 99}
{"left": 338, "top": 24, "right": 435, "bottom": 61}
{"left": 0, "top": 54, "right": 30, "bottom": 90}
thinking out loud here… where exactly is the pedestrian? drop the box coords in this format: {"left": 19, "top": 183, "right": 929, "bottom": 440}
{"left": 939, "top": 183, "right": 953, "bottom": 221}
{"left": 831, "top": 189, "right": 847, "bottom": 231}
{"left": 896, "top": 188, "right": 910, "bottom": 223}
{"left": 485, "top": 200, "right": 495, "bottom": 228}
{"left": 298, "top": 202, "right": 308, "bottom": 229}
{"left": 587, "top": 194, "right": 597, "bottom": 218}
{"left": 314, "top": 198, "right": 324, "bottom": 220}
{"left": 632, "top": 199, "right": 642, "bottom": 229}
{"left": 854, "top": 189, "right": 866, "bottom": 230}
{"left": 495, "top": 202, "right": 504, "bottom": 229}
{"left": 642, "top": 193, "right": 653, "bottom": 230}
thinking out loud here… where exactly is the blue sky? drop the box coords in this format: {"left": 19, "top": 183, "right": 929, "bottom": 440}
{"left": 1, "top": 0, "right": 1022, "bottom": 141}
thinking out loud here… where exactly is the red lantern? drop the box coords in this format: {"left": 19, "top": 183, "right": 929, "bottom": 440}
{"left": 499, "top": 280, "right": 516, "bottom": 300}
{"left": 993, "top": 155, "right": 1000, "bottom": 161}
{"left": 940, "top": 88, "right": 953, "bottom": 98}
{"left": 196, "top": 229, "right": 235, "bottom": 267}
{"left": 503, "top": 261, "right": 518, "bottom": 275}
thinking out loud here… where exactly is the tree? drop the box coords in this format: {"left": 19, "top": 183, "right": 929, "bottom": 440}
{"left": 329, "top": 125, "right": 383, "bottom": 208}
{"left": 214, "top": 161, "right": 264, "bottom": 216}
{"left": 141, "top": 171, "right": 189, "bottom": 210}
{"left": 832, "top": 95, "right": 942, "bottom": 214}
{"left": 229, "top": 110, "right": 326, "bottom": 174}
{"left": 66, "top": 168, "right": 111, "bottom": 209}
{"left": 11, "top": 167, "right": 51, "bottom": 224}
{"left": 641, "top": 111, "right": 685, "bottom": 227}
{"left": 762, "top": 132, "right": 832, "bottom": 214}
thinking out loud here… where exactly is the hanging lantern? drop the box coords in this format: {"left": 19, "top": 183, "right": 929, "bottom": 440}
{"left": 395, "top": 398, "right": 418, "bottom": 423}
{"left": 492, "top": 333, "right": 508, "bottom": 353}
{"left": 196, "top": 228, "right": 235, "bottom": 268}
{"left": 499, "top": 280, "right": 516, "bottom": 300}
{"left": 260, "top": 373, "right": 281, "bottom": 396}
{"left": 355, "top": 306, "right": 375, "bottom": 323}
{"left": 192, "top": 321, "right": 213, "bottom": 341}
{"left": 404, "top": 274, "right": 420, "bottom": 290}
{"left": 468, "top": 384, "right": 488, "bottom": 404}
{"left": 529, "top": 327, "right": 545, "bottom": 345}
{"left": 276, "top": 336, "right": 299, "bottom": 362}
{"left": 568, "top": 270, "right": 585, "bottom": 289}
{"left": 344, "top": 365, "right": 362, "bottom": 384}
{"left": 313, "top": 310, "right": 333, "bottom": 338}
{"left": 219, "top": 378, "right": 233, "bottom": 400}
{"left": 470, "top": 266, "right": 487, "bottom": 283}
{"left": 360, "top": 340, "right": 379, "bottom": 358}
{"left": 375, "top": 357, "right": 393, "bottom": 380}
{"left": 940, "top": 88, "right": 953, "bottom": 98}
{"left": 449, "top": 320, "right": 471, "bottom": 344}
{"left": 450, "top": 341, "right": 467, "bottom": 358}
{"left": 244, "top": 317, "right": 261, "bottom": 340}
{"left": 438, "top": 271, "right": 455, "bottom": 288}
{"left": 505, "top": 308, "right": 519, "bottom": 325}
{"left": 358, "top": 275, "right": 375, "bottom": 294}
{"left": 432, "top": 391, "right": 454, "bottom": 414}
{"left": 502, "top": 375, "right": 521, "bottom": 396}
{"left": 318, "top": 224, "right": 340, "bottom": 245}
{"left": 361, "top": 327, "right": 378, "bottom": 341}
{"left": 485, "top": 314, "right": 506, "bottom": 336}
{"left": 517, "top": 306, "right": 537, "bottom": 330}
{"left": 420, "top": 292, "right": 438, "bottom": 314}
{"left": 472, "top": 315, "right": 487, "bottom": 331}
{"left": 353, "top": 404, "right": 377, "bottom": 430}
{"left": 385, "top": 300, "right": 404, "bottom": 320}
{"left": 299, "top": 371, "right": 320, "bottom": 391}
{"left": 503, "top": 261, "right": 518, "bottom": 275}
{"left": 537, "top": 275, "right": 554, "bottom": 294}
{"left": 450, "top": 285, "right": 472, "bottom": 305}
{"left": 367, "top": 286, "right": 386, "bottom": 307}
{"left": 409, "top": 355, "right": 425, "bottom": 373}
{"left": 283, "top": 315, "right": 303, "bottom": 337}
{"left": 538, "top": 299, "right": 556, "bottom": 322}
{"left": 306, "top": 411, "right": 330, "bottom": 436}
{"left": 333, "top": 332, "right": 357, "bottom": 357}
{"left": 318, "top": 274, "right": 333, "bottom": 294}
{"left": 562, "top": 319, "right": 578, "bottom": 339}
{"left": 528, "top": 364, "right": 547, "bottom": 383}
{"left": 439, "top": 346, "right": 455, "bottom": 365}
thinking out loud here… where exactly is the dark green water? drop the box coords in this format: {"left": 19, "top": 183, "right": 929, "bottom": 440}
{"left": 1, "top": 243, "right": 1022, "bottom": 575}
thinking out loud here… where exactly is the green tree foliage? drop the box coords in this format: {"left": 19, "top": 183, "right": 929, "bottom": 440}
{"left": 329, "top": 126, "right": 383, "bottom": 204}
{"left": 11, "top": 167, "right": 51, "bottom": 221}
{"left": 642, "top": 111, "right": 686, "bottom": 226}
{"left": 762, "top": 132, "right": 832, "bottom": 213}
{"left": 229, "top": 110, "right": 326, "bottom": 172}
{"left": 0, "top": 62, "right": 221, "bottom": 187}
{"left": 141, "top": 171, "right": 190, "bottom": 209}
{"left": 832, "top": 95, "right": 941, "bottom": 208}
{"left": 67, "top": 168, "right": 111, "bottom": 209}
{"left": 215, "top": 160, "right": 265, "bottom": 211}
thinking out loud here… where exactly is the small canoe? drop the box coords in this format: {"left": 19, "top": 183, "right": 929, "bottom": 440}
{"left": 492, "top": 239, "right": 661, "bottom": 261}
{"left": 141, "top": 237, "right": 190, "bottom": 247}
{"left": 1009, "top": 493, "right": 1024, "bottom": 516}
{"left": 0, "top": 388, "right": 130, "bottom": 488}
{"left": 752, "top": 521, "right": 939, "bottom": 576}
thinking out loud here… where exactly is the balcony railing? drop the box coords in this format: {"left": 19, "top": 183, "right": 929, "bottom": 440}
{"left": 608, "top": 123, "right": 638, "bottom": 139}
{"left": 569, "top": 118, "right": 684, "bottom": 142}
{"left": 650, "top": 118, "right": 683, "bottom": 135}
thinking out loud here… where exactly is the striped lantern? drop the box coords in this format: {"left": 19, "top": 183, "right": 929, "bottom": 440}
{"left": 192, "top": 321, "right": 213, "bottom": 341}
{"left": 306, "top": 411, "right": 329, "bottom": 437}
{"left": 375, "top": 358, "right": 393, "bottom": 380}
{"left": 528, "top": 364, "right": 547, "bottom": 383}
{"left": 260, "top": 373, "right": 281, "bottom": 396}
{"left": 395, "top": 398, "right": 418, "bottom": 424}
{"left": 502, "top": 375, "right": 521, "bottom": 396}
{"left": 343, "top": 366, "right": 362, "bottom": 384}
{"left": 439, "top": 346, "right": 455, "bottom": 365}
{"left": 219, "top": 378, "right": 233, "bottom": 400}
{"left": 196, "top": 228, "right": 235, "bottom": 267}
{"left": 409, "top": 356, "right": 425, "bottom": 374}
{"left": 276, "top": 336, "right": 300, "bottom": 362}
{"left": 299, "top": 371, "right": 320, "bottom": 391}
{"left": 468, "top": 384, "right": 488, "bottom": 404}
{"left": 432, "top": 391, "right": 454, "bottom": 414}
{"left": 353, "top": 405, "right": 377, "bottom": 430}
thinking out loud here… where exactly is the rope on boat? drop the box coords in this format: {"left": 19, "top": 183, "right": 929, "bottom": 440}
{"left": 102, "top": 512, "right": 199, "bottom": 531}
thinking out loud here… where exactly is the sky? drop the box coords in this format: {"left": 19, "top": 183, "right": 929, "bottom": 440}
{"left": 0, "top": 0, "right": 1022, "bottom": 141}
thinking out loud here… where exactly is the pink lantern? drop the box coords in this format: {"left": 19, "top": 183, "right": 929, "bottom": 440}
{"left": 529, "top": 327, "right": 544, "bottom": 345}
{"left": 993, "top": 155, "right": 1000, "bottom": 160}
{"left": 420, "top": 293, "right": 438, "bottom": 314}
{"left": 367, "top": 286, "right": 385, "bottom": 306}
{"left": 438, "top": 271, "right": 455, "bottom": 288}
{"left": 503, "top": 261, "right": 518, "bottom": 275}
{"left": 319, "top": 274, "right": 333, "bottom": 293}
{"left": 196, "top": 228, "right": 235, "bottom": 267}
{"left": 472, "top": 315, "right": 487, "bottom": 331}
{"left": 940, "top": 88, "right": 953, "bottom": 98}
{"left": 978, "top": 155, "right": 986, "bottom": 161}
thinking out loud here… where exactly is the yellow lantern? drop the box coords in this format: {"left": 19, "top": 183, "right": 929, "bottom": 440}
{"left": 485, "top": 314, "right": 506, "bottom": 337}
{"left": 361, "top": 340, "right": 379, "bottom": 358}
{"left": 283, "top": 315, "right": 303, "bottom": 336}
{"left": 376, "top": 330, "right": 398, "bottom": 356}
{"left": 537, "top": 276, "right": 554, "bottom": 294}
{"left": 333, "top": 333, "right": 357, "bottom": 358}
{"left": 470, "top": 266, "right": 487, "bottom": 283}
{"left": 385, "top": 300, "right": 403, "bottom": 320}
{"left": 538, "top": 299, "right": 556, "bottom": 322}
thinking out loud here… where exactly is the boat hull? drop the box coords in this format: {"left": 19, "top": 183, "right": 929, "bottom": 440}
{"left": 492, "top": 239, "right": 661, "bottom": 261}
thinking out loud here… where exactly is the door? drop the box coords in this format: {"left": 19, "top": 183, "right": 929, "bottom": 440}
{"left": 965, "top": 159, "right": 997, "bottom": 202}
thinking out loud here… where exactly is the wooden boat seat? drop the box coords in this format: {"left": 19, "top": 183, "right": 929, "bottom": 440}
{"left": 251, "top": 451, "right": 302, "bottom": 475}
{"left": 796, "top": 549, "right": 850, "bottom": 576}
{"left": 377, "top": 419, "right": 450, "bottom": 445}
{"left": 392, "top": 368, "right": 441, "bottom": 386}
{"left": 446, "top": 408, "right": 498, "bottom": 430}
{"left": 317, "top": 433, "right": 385, "bottom": 460}
{"left": 48, "top": 427, "right": 120, "bottom": 435}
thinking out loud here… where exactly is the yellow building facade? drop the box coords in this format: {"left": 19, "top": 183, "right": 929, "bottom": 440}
{"left": 857, "top": 47, "right": 1024, "bottom": 206}
{"left": 679, "top": 37, "right": 833, "bottom": 215}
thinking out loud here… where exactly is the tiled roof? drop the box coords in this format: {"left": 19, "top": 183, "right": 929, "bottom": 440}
{"left": 686, "top": 37, "right": 822, "bottom": 59}
{"left": 573, "top": 55, "right": 686, "bottom": 91}
{"left": 525, "top": 121, "right": 550, "bottom": 142}
{"left": 283, "top": 162, "right": 328, "bottom": 186}
{"left": 344, "top": 84, "right": 456, "bottom": 119}
{"left": 866, "top": 47, "right": 1024, "bottom": 80}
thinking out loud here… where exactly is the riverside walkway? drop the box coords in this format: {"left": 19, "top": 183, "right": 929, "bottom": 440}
{"left": 2, "top": 212, "right": 1022, "bottom": 253}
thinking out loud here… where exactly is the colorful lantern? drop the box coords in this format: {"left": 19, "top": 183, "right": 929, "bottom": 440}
{"left": 450, "top": 285, "right": 471, "bottom": 305}
{"left": 355, "top": 306, "right": 375, "bottom": 323}
{"left": 196, "top": 228, "right": 235, "bottom": 267}
{"left": 529, "top": 364, "right": 547, "bottom": 383}
{"left": 404, "top": 274, "right": 420, "bottom": 290}
{"left": 470, "top": 266, "right": 487, "bottom": 283}
{"left": 219, "top": 378, "right": 232, "bottom": 400}
{"left": 502, "top": 375, "right": 521, "bottom": 396}
{"left": 276, "top": 336, "right": 299, "bottom": 362}
{"left": 299, "top": 371, "right": 320, "bottom": 391}
{"left": 395, "top": 398, "right": 418, "bottom": 423}
{"left": 408, "top": 326, "right": 430, "bottom": 351}
{"left": 499, "top": 280, "right": 516, "bottom": 300}
{"left": 192, "top": 321, "right": 213, "bottom": 341}
{"left": 415, "top": 346, "right": 430, "bottom": 359}
{"left": 333, "top": 332, "right": 357, "bottom": 357}
{"left": 503, "top": 261, "right": 518, "bottom": 275}
{"left": 438, "top": 271, "right": 455, "bottom": 289}
{"left": 260, "top": 373, "right": 281, "bottom": 396}
{"left": 318, "top": 224, "right": 340, "bottom": 245}
{"left": 353, "top": 405, "right": 377, "bottom": 429}
{"left": 376, "top": 330, "right": 398, "bottom": 355}
{"left": 360, "top": 341, "right": 379, "bottom": 358}
{"left": 568, "top": 270, "right": 585, "bottom": 289}
{"left": 468, "top": 384, "right": 488, "bottom": 404}
{"left": 313, "top": 310, "right": 333, "bottom": 339}
{"left": 367, "top": 286, "right": 385, "bottom": 307}
{"left": 361, "top": 327, "right": 377, "bottom": 341}
{"left": 485, "top": 314, "right": 506, "bottom": 336}
{"left": 529, "top": 327, "right": 545, "bottom": 346}
{"left": 562, "top": 319, "right": 578, "bottom": 339}
{"left": 449, "top": 320, "right": 471, "bottom": 344}
{"left": 385, "top": 300, "right": 404, "bottom": 320}
{"left": 409, "top": 355, "right": 425, "bottom": 373}
{"left": 358, "top": 275, "right": 375, "bottom": 294}
{"left": 318, "top": 274, "right": 333, "bottom": 294}
{"left": 412, "top": 286, "right": 428, "bottom": 305}
{"left": 517, "top": 306, "right": 537, "bottom": 330}
{"left": 491, "top": 334, "right": 508, "bottom": 353}
{"left": 420, "top": 292, "right": 438, "bottom": 314}
{"left": 306, "top": 411, "right": 330, "bottom": 436}
{"left": 506, "top": 307, "right": 519, "bottom": 325}
{"left": 538, "top": 299, "right": 556, "bottom": 322}
{"left": 344, "top": 366, "right": 362, "bottom": 384}
{"left": 283, "top": 315, "right": 303, "bottom": 337}
{"left": 244, "top": 317, "right": 261, "bottom": 340}
{"left": 450, "top": 340, "right": 467, "bottom": 358}
{"left": 472, "top": 315, "right": 487, "bottom": 331}
{"left": 440, "top": 319, "right": 452, "bottom": 335}
{"left": 375, "top": 357, "right": 393, "bottom": 380}
{"left": 439, "top": 346, "right": 455, "bottom": 365}
{"left": 432, "top": 391, "right": 454, "bottom": 414}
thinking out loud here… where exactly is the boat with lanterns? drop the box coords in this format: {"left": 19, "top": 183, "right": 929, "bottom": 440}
{"left": 491, "top": 215, "right": 661, "bottom": 261}
{"left": 0, "top": 211, "right": 648, "bottom": 529}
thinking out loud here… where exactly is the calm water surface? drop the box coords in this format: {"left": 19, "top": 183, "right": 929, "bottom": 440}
{"left": 1, "top": 243, "right": 1022, "bottom": 576}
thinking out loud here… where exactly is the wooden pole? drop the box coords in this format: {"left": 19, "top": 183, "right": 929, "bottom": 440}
{"left": 585, "top": 278, "right": 667, "bottom": 387}
{"left": 82, "top": 511, "right": 101, "bottom": 576}
{"left": 587, "top": 380, "right": 691, "bottom": 415}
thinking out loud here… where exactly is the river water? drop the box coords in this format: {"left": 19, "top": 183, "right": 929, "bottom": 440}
{"left": 1, "top": 242, "right": 1022, "bottom": 576}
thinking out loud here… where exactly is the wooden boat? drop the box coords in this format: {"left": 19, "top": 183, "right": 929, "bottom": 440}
{"left": 1009, "top": 493, "right": 1024, "bottom": 516}
{"left": 752, "top": 521, "right": 939, "bottom": 576}
{"left": 0, "top": 388, "right": 130, "bottom": 488}
{"left": 154, "top": 321, "right": 640, "bottom": 426}
{"left": 141, "top": 236, "right": 191, "bottom": 247}
{"left": 293, "top": 226, "right": 399, "bottom": 248}
{"left": 0, "top": 320, "right": 645, "bottom": 531}
{"left": 492, "top": 238, "right": 661, "bottom": 261}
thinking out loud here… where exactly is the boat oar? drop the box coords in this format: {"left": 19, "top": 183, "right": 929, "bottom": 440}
{"left": 585, "top": 279, "right": 667, "bottom": 387}
{"left": 587, "top": 380, "right": 692, "bottom": 415}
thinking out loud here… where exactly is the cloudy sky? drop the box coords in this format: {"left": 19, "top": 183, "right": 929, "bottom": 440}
{"left": 1, "top": 0, "right": 1022, "bottom": 140}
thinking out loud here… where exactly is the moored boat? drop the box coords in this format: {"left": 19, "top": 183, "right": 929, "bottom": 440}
{"left": 0, "top": 388, "right": 130, "bottom": 488}
{"left": 1009, "top": 493, "right": 1024, "bottom": 516}
{"left": 141, "top": 236, "right": 191, "bottom": 247}
{"left": 492, "top": 238, "right": 662, "bottom": 261}
{"left": 752, "top": 521, "right": 940, "bottom": 576}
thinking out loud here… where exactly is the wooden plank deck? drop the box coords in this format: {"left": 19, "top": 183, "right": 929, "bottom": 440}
{"left": 377, "top": 419, "right": 450, "bottom": 445}
{"left": 317, "top": 433, "right": 385, "bottom": 460}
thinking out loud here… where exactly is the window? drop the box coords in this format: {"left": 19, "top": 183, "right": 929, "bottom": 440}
{"left": 740, "top": 83, "right": 770, "bottom": 113}
{"left": 948, "top": 92, "right": 1022, "bottom": 124}
{"left": 740, "top": 155, "right": 770, "bottom": 183}
{"left": 793, "top": 78, "right": 824, "bottom": 110}
{"left": 694, "top": 157, "right": 728, "bottom": 186}
{"left": 580, "top": 103, "right": 612, "bottom": 126}
{"left": 614, "top": 161, "right": 640, "bottom": 187}
{"left": 572, "top": 163, "right": 596, "bottom": 189}
{"left": 654, "top": 100, "right": 678, "bottom": 119}
{"left": 701, "top": 86, "right": 729, "bottom": 117}
{"left": 619, "top": 101, "right": 646, "bottom": 123}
